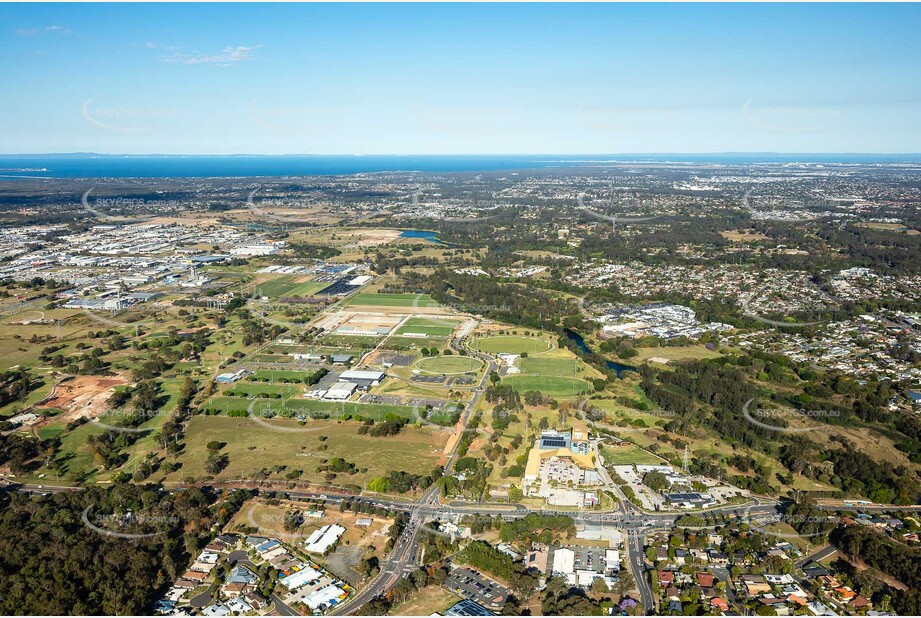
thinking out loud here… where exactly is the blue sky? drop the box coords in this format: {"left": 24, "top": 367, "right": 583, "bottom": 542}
{"left": 1, "top": 3, "right": 919, "bottom": 154}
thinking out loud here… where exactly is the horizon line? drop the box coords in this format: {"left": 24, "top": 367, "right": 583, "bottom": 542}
{"left": 2, "top": 151, "right": 921, "bottom": 158}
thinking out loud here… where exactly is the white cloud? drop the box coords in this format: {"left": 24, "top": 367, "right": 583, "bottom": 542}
{"left": 161, "top": 45, "right": 261, "bottom": 67}
{"left": 16, "top": 25, "right": 71, "bottom": 36}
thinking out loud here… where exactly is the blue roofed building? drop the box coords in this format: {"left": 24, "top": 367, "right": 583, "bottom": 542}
{"left": 445, "top": 599, "right": 495, "bottom": 616}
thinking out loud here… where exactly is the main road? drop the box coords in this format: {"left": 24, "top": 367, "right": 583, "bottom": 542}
{"left": 330, "top": 330, "right": 496, "bottom": 615}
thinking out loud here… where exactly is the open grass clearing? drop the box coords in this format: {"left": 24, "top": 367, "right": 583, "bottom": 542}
{"left": 162, "top": 415, "right": 448, "bottom": 489}
{"left": 599, "top": 442, "right": 666, "bottom": 466}
{"left": 388, "top": 586, "right": 461, "bottom": 616}
{"left": 634, "top": 345, "right": 724, "bottom": 364}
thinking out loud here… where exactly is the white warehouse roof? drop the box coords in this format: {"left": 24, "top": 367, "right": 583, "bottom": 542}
{"left": 280, "top": 565, "right": 322, "bottom": 591}
{"left": 304, "top": 524, "right": 345, "bottom": 554}
{"left": 552, "top": 548, "right": 575, "bottom": 575}
{"left": 339, "top": 370, "right": 385, "bottom": 382}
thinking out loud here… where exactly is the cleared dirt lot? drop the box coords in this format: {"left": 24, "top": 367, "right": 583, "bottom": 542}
{"left": 35, "top": 375, "right": 129, "bottom": 426}
{"left": 347, "top": 229, "right": 402, "bottom": 246}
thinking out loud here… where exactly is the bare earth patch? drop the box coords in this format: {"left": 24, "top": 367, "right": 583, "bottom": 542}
{"left": 35, "top": 375, "right": 129, "bottom": 426}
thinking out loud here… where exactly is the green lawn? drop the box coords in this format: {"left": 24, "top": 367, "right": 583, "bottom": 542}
{"left": 226, "top": 383, "right": 299, "bottom": 398}
{"left": 634, "top": 345, "right": 724, "bottom": 364}
{"left": 396, "top": 317, "right": 459, "bottom": 337}
{"left": 415, "top": 355, "right": 483, "bottom": 374}
{"left": 383, "top": 336, "right": 446, "bottom": 349}
{"left": 249, "top": 354, "right": 295, "bottom": 363}
{"left": 163, "top": 415, "right": 447, "bottom": 489}
{"left": 599, "top": 443, "right": 666, "bottom": 466}
{"left": 49, "top": 421, "right": 106, "bottom": 480}
{"left": 201, "top": 396, "right": 418, "bottom": 420}
{"left": 250, "top": 369, "right": 315, "bottom": 382}
{"left": 255, "top": 277, "right": 326, "bottom": 298}
{"left": 470, "top": 335, "right": 553, "bottom": 354}
{"left": 517, "top": 356, "right": 581, "bottom": 377}
{"left": 502, "top": 375, "right": 591, "bottom": 397}
{"left": 320, "top": 334, "right": 382, "bottom": 348}
{"left": 346, "top": 293, "right": 439, "bottom": 307}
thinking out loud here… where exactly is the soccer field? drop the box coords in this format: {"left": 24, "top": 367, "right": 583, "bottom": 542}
{"left": 396, "top": 316, "right": 459, "bottom": 337}
{"left": 201, "top": 396, "right": 418, "bottom": 420}
{"left": 256, "top": 276, "right": 326, "bottom": 298}
{"left": 502, "top": 375, "right": 591, "bottom": 397}
{"left": 470, "top": 335, "right": 552, "bottom": 354}
{"left": 416, "top": 355, "right": 483, "bottom": 374}
{"left": 517, "top": 356, "right": 580, "bottom": 376}
{"left": 346, "top": 293, "right": 439, "bottom": 307}
{"left": 225, "top": 383, "right": 299, "bottom": 398}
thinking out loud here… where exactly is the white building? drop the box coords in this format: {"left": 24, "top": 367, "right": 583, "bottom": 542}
{"left": 605, "top": 549, "right": 621, "bottom": 572}
{"left": 338, "top": 370, "right": 386, "bottom": 386}
{"left": 552, "top": 548, "right": 575, "bottom": 575}
{"left": 347, "top": 275, "right": 373, "bottom": 286}
{"left": 304, "top": 524, "right": 346, "bottom": 554}
{"left": 279, "top": 565, "right": 322, "bottom": 591}
{"left": 323, "top": 382, "right": 357, "bottom": 400}
{"left": 230, "top": 244, "right": 281, "bottom": 257}
{"left": 305, "top": 584, "right": 346, "bottom": 611}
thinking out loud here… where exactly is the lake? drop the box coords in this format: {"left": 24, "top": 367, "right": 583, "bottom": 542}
{"left": 400, "top": 229, "right": 453, "bottom": 246}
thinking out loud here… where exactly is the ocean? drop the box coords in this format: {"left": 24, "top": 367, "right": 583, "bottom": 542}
{"left": 0, "top": 153, "right": 917, "bottom": 179}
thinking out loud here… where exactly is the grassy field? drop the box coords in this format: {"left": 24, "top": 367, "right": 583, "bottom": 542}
{"left": 854, "top": 222, "right": 919, "bottom": 235}
{"left": 517, "top": 356, "right": 581, "bottom": 377}
{"left": 396, "top": 317, "right": 459, "bottom": 337}
{"left": 255, "top": 276, "right": 327, "bottom": 298}
{"left": 502, "top": 375, "right": 591, "bottom": 397}
{"left": 599, "top": 443, "right": 665, "bottom": 466}
{"left": 202, "top": 396, "right": 418, "bottom": 420}
{"left": 415, "top": 355, "right": 483, "bottom": 374}
{"left": 225, "top": 383, "right": 299, "bottom": 398}
{"left": 250, "top": 354, "right": 296, "bottom": 363}
{"left": 25, "top": 376, "right": 187, "bottom": 482}
{"left": 162, "top": 415, "right": 447, "bottom": 488}
{"left": 634, "top": 345, "right": 724, "bottom": 364}
{"left": 250, "top": 369, "right": 313, "bottom": 382}
{"left": 346, "top": 293, "right": 439, "bottom": 308}
{"left": 382, "top": 336, "right": 447, "bottom": 349}
{"left": 719, "top": 230, "right": 771, "bottom": 242}
{"left": 470, "top": 335, "right": 552, "bottom": 354}
{"left": 388, "top": 586, "right": 460, "bottom": 616}
{"left": 320, "top": 334, "right": 382, "bottom": 348}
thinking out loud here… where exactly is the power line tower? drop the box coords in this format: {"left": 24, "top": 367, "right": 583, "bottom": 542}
{"left": 682, "top": 444, "right": 690, "bottom": 474}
